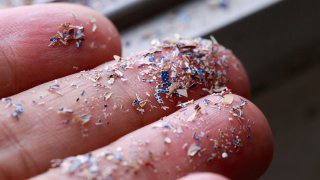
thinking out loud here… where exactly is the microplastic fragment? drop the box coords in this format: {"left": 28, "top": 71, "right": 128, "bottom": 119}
{"left": 74, "top": 114, "right": 91, "bottom": 125}
{"left": 152, "top": 122, "right": 172, "bottom": 129}
{"left": 222, "top": 152, "right": 228, "bottom": 158}
{"left": 92, "top": 24, "right": 97, "bottom": 32}
{"left": 223, "top": 94, "right": 234, "bottom": 105}
{"left": 114, "top": 70, "right": 123, "bottom": 77}
{"left": 161, "top": 106, "right": 169, "bottom": 110}
{"left": 1, "top": 97, "right": 12, "bottom": 108}
{"left": 207, "top": 153, "right": 217, "bottom": 161}
{"left": 58, "top": 107, "right": 73, "bottom": 114}
{"left": 177, "top": 99, "right": 194, "bottom": 108}
{"left": 11, "top": 103, "right": 24, "bottom": 120}
{"left": 164, "top": 137, "right": 172, "bottom": 144}
{"left": 48, "top": 83, "right": 63, "bottom": 95}
{"left": 107, "top": 78, "right": 115, "bottom": 85}
{"left": 104, "top": 92, "right": 113, "bottom": 101}
{"left": 192, "top": 132, "right": 201, "bottom": 141}
{"left": 48, "top": 23, "right": 85, "bottom": 48}
{"left": 177, "top": 89, "right": 188, "bottom": 97}
{"left": 203, "top": 98, "right": 210, "bottom": 105}
{"left": 187, "top": 143, "right": 201, "bottom": 156}
{"left": 121, "top": 78, "right": 128, "bottom": 82}
{"left": 113, "top": 152, "right": 122, "bottom": 161}
{"left": 80, "top": 90, "right": 86, "bottom": 96}
{"left": 113, "top": 55, "right": 121, "bottom": 62}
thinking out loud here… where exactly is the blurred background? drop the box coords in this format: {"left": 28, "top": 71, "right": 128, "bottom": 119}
{"left": 1, "top": 0, "right": 320, "bottom": 179}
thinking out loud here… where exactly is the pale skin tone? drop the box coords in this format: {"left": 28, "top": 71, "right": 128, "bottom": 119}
{"left": 0, "top": 3, "right": 273, "bottom": 180}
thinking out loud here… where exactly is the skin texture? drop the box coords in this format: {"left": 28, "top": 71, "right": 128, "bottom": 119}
{"left": 0, "top": 3, "right": 121, "bottom": 97}
{"left": 33, "top": 94, "right": 273, "bottom": 180}
{"left": 0, "top": 3, "right": 273, "bottom": 180}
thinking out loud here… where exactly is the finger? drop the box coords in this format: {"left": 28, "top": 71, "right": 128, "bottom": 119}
{"left": 179, "top": 173, "right": 229, "bottom": 180}
{"left": 0, "top": 38, "right": 249, "bottom": 179}
{"left": 0, "top": 3, "right": 121, "bottom": 98}
{"left": 34, "top": 93, "right": 273, "bottom": 180}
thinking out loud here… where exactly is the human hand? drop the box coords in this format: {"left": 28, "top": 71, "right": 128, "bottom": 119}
{"left": 0, "top": 4, "right": 273, "bottom": 180}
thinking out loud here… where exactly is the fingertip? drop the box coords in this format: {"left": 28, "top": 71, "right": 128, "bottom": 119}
{"left": 210, "top": 94, "right": 273, "bottom": 179}
{"left": 179, "top": 172, "right": 230, "bottom": 180}
{"left": 0, "top": 3, "right": 121, "bottom": 96}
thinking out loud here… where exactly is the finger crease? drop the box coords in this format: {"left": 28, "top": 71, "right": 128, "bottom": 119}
{"left": 0, "top": 121, "right": 40, "bottom": 177}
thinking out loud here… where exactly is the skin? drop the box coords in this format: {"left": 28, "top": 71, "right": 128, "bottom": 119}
{"left": 0, "top": 3, "right": 273, "bottom": 180}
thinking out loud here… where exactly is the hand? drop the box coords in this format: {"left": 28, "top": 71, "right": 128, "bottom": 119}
{"left": 0, "top": 3, "right": 273, "bottom": 180}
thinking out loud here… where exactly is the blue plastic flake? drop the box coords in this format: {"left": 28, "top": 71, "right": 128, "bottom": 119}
{"left": 49, "top": 84, "right": 60, "bottom": 91}
{"left": 234, "top": 137, "right": 240, "bottom": 146}
{"left": 67, "top": 159, "right": 81, "bottom": 173}
{"left": 49, "top": 37, "right": 56, "bottom": 42}
{"left": 149, "top": 55, "right": 154, "bottom": 62}
{"left": 11, "top": 103, "right": 24, "bottom": 120}
{"left": 132, "top": 99, "right": 140, "bottom": 106}
{"left": 114, "top": 152, "right": 122, "bottom": 161}
{"left": 162, "top": 81, "right": 172, "bottom": 89}
{"left": 161, "top": 71, "right": 169, "bottom": 82}
{"left": 203, "top": 98, "right": 210, "bottom": 105}
{"left": 192, "top": 133, "right": 201, "bottom": 141}
{"left": 156, "top": 89, "right": 166, "bottom": 93}
{"left": 231, "top": 127, "right": 236, "bottom": 134}
{"left": 15, "top": 104, "right": 24, "bottom": 113}
{"left": 197, "top": 69, "right": 205, "bottom": 76}
{"left": 163, "top": 124, "right": 171, "bottom": 129}
{"left": 154, "top": 93, "right": 164, "bottom": 104}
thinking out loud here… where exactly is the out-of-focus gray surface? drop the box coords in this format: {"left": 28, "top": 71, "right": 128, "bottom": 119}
{"left": 257, "top": 64, "right": 320, "bottom": 180}
{"left": 121, "top": 0, "right": 280, "bottom": 56}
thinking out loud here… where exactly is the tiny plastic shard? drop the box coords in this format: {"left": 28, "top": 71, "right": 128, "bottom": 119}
{"left": 136, "top": 107, "right": 145, "bottom": 114}
{"left": 177, "top": 99, "right": 194, "bottom": 108}
{"left": 107, "top": 78, "right": 115, "bottom": 85}
{"left": 48, "top": 83, "right": 63, "bottom": 95}
{"left": 187, "top": 143, "right": 201, "bottom": 157}
{"left": 113, "top": 55, "right": 121, "bottom": 62}
{"left": 104, "top": 92, "right": 113, "bottom": 101}
{"left": 80, "top": 90, "right": 85, "bottom": 96}
{"left": 11, "top": 103, "right": 24, "bottom": 120}
{"left": 203, "top": 98, "right": 210, "bottom": 105}
{"left": 95, "top": 119, "right": 103, "bottom": 126}
{"left": 48, "top": 23, "right": 85, "bottom": 48}
{"left": 74, "top": 114, "right": 91, "bottom": 125}
{"left": 58, "top": 107, "right": 73, "bottom": 114}
{"left": 164, "top": 137, "right": 172, "bottom": 144}
{"left": 210, "top": 35, "right": 219, "bottom": 45}
{"left": 121, "top": 78, "right": 128, "bottom": 82}
{"left": 161, "top": 106, "right": 169, "bottom": 110}
{"left": 222, "top": 152, "right": 228, "bottom": 158}
{"left": 223, "top": 94, "right": 234, "bottom": 105}
{"left": 92, "top": 24, "right": 97, "bottom": 32}
{"left": 114, "top": 70, "right": 123, "bottom": 77}
{"left": 207, "top": 153, "right": 217, "bottom": 161}
{"left": 177, "top": 89, "right": 188, "bottom": 97}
